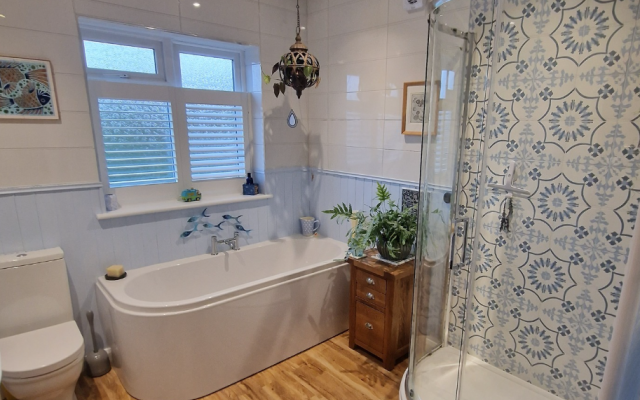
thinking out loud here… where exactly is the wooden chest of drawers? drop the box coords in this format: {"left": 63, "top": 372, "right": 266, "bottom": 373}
{"left": 348, "top": 250, "right": 415, "bottom": 370}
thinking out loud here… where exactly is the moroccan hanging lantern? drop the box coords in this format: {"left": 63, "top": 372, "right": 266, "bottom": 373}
{"left": 265, "top": 0, "right": 320, "bottom": 99}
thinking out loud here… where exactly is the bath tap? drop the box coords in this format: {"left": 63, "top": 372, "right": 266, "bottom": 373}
{"left": 211, "top": 232, "right": 240, "bottom": 255}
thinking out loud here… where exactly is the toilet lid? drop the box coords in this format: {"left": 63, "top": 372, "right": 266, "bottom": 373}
{"left": 0, "top": 321, "right": 84, "bottom": 379}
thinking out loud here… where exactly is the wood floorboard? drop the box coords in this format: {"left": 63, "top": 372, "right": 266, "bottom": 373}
{"left": 75, "top": 332, "right": 408, "bottom": 400}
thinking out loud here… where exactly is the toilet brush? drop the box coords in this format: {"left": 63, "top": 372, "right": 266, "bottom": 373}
{"left": 85, "top": 311, "right": 111, "bottom": 377}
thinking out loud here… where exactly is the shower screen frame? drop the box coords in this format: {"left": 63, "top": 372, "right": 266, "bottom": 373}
{"left": 404, "top": 2, "right": 484, "bottom": 399}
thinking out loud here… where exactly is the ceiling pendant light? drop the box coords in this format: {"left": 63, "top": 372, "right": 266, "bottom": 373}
{"left": 263, "top": 0, "right": 320, "bottom": 99}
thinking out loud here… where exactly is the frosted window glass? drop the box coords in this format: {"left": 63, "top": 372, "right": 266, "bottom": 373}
{"left": 180, "top": 53, "right": 235, "bottom": 91}
{"left": 84, "top": 41, "right": 157, "bottom": 74}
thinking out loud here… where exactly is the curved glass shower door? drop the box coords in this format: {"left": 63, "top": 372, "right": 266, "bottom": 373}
{"left": 406, "top": 0, "right": 482, "bottom": 399}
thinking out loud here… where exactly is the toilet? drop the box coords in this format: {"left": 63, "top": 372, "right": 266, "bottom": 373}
{"left": 0, "top": 248, "right": 85, "bottom": 400}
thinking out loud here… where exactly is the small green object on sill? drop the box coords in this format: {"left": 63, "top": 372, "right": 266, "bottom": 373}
{"left": 181, "top": 188, "right": 202, "bottom": 202}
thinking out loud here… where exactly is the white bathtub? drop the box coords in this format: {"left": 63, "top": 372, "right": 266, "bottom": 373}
{"left": 96, "top": 235, "right": 349, "bottom": 400}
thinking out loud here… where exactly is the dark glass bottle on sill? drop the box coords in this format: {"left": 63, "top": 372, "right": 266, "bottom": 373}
{"left": 243, "top": 173, "right": 259, "bottom": 195}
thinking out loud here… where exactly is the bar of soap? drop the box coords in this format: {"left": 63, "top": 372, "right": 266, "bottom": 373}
{"left": 106, "top": 265, "right": 125, "bottom": 278}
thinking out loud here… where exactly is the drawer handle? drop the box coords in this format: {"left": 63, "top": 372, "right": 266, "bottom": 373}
{"left": 366, "top": 277, "right": 375, "bottom": 285}
{"left": 366, "top": 292, "right": 375, "bottom": 300}
{"left": 364, "top": 322, "right": 373, "bottom": 330}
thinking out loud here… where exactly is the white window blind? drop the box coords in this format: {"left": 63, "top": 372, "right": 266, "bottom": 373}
{"left": 98, "top": 99, "right": 178, "bottom": 188}
{"left": 186, "top": 103, "right": 246, "bottom": 181}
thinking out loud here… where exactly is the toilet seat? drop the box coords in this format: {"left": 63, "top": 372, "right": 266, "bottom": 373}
{"left": 0, "top": 321, "right": 84, "bottom": 379}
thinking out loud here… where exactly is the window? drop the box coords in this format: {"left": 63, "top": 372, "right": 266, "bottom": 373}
{"left": 179, "top": 54, "right": 235, "bottom": 91}
{"left": 80, "top": 19, "right": 253, "bottom": 204}
{"left": 187, "top": 104, "right": 245, "bottom": 181}
{"left": 98, "top": 99, "right": 178, "bottom": 188}
{"left": 83, "top": 41, "right": 157, "bottom": 74}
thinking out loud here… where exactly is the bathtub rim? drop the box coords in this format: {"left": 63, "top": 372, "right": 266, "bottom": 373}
{"left": 97, "top": 235, "right": 348, "bottom": 316}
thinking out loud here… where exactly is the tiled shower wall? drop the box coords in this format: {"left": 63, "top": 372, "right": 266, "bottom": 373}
{"left": 452, "top": 0, "right": 640, "bottom": 398}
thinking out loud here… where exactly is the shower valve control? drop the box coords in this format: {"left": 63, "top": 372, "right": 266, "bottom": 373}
{"left": 364, "top": 322, "right": 373, "bottom": 330}
{"left": 366, "top": 277, "right": 375, "bottom": 285}
{"left": 366, "top": 292, "right": 375, "bottom": 300}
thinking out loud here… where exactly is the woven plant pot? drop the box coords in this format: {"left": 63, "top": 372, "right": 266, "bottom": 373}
{"left": 376, "top": 239, "right": 412, "bottom": 262}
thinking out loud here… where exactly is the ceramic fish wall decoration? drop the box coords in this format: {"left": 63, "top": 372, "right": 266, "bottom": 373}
{"left": 235, "top": 224, "right": 252, "bottom": 234}
{"left": 222, "top": 215, "right": 242, "bottom": 223}
{"left": 181, "top": 210, "right": 251, "bottom": 239}
{"left": 181, "top": 208, "right": 221, "bottom": 239}
{"left": 0, "top": 57, "right": 59, "bottom": 119}
{"left": 180, "top": 228, "right": 196, "bottom": 238}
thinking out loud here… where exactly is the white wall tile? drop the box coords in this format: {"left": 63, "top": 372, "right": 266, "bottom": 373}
{"left": 327, "top": 27, "right": 387, "bottom": 64}
{"left": 328, "top": 91, "right": 385, "bottom": 120}
{"left": 0, "top": 27, "right": 85, "bottom": 75}
{"left": 262, "top": 88, "right": 308, "bottom": 118}
{"left": 259, "top": 3, "right": 302, "bottom": 38}
{"left": 328, "top": 0, "right": 359, "bottom": 7}
{"left": 264, "top": 117, "right": 308, "bottom": 143}
{"left": 384, "top": 89, "right": 403, "bottom": 120}
{"left": 307, "top": 38, "right": 328, "bottom": 72}
{"left": 327, "top": 59, "right": 387, "bottom": 93}
{"left": 265, "top": 143, "right": 308, "bottom": 168}
{"left": 327, "top": 0, "right": 388, "bottom": 36}
{"left": 254, "top": 143, "right": 266, "bottom": 170}
{"left": 308, "top": 0, "right": 329, "bottom": 13}
{"left": 308, "top": 93, "right": 328, "bottom": 119}
{"left": 383, "top": 149, "right": 421, "bottom": 182}
{"left": 308, "top": 119, "right": 327, "bottom": 144}
{"left": 54, "top": 74, "right": 91, "bottom": 113}
{"left": 327, "top": 145, "right": 384, "bottom": 176}
{"left": 96, "top": 0, "right": 180, "bottom": 16}
{"left": 0, "top": 113, "right": 95, "bottom": 149}
{"left": 0, "top": 149, "right": 99, "bottom": 187}
{"left": 179, "top": 0, "right": 260, "bottom": 32}
{"left": 73, "top": 0, "right": 181, "bottom": 32}
{"left": 386, "top": 53, "right": 427, "bottom": 90}
{"left": 260, "top": 0, "right": 307, "bottom": 13}
{"left": 0, "top": 0, "right": 79, "bottom": 36}
{"left": 383, "top": 120, "right": 422, "bottom": 151}
{"left": 180, "top": 18, "right": 260, "bottom": 46}
{"left": 387, "top": 18, "right": 429, "bottom": 57}
{"left": 328, "top": 120, "right": 384, "bottom": 148}
{"left": 307, "top": 9, "right": 328, "bottom": 41}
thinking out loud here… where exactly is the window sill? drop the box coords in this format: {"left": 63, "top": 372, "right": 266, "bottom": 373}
{"left": 96, "top": 193, "right": 273, "bottom": 220}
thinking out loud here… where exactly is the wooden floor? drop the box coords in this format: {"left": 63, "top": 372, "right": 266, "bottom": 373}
{"left": 75, "top": 332, "right": 408, "bottom": 400}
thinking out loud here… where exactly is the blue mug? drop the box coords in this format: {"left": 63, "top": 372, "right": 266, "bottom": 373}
{"left": 300, "top": 217, "right": 320, "bottom": 236}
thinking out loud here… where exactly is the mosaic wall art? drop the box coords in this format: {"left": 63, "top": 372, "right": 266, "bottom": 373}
{"left": 450, "top": 0, "right": 640, "bottom": 398}
{"left": 402, "top": 188, "right": 420, "bottom": 219}
{"left": 0, "top": 56, "right": 58, "bottom": 119}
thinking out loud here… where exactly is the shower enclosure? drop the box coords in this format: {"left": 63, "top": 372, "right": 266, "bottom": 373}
{"left": 404, "top": 0, "right": 639, "bottom": 398}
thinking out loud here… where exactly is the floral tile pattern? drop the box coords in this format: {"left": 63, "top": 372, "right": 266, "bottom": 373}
{"left": 456, "top": 0, "right": 640, "bottom": 398}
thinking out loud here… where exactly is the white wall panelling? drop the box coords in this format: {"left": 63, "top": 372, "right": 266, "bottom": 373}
{"left": 0, "top": 168, "right": 310, "bottom": 350}
{"left": 309, "top": 169, "right": 419, "bottom": 243}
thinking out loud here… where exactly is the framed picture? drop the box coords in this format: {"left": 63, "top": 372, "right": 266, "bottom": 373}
{"left": 0, "top": 56, "right": 59, "bottom": 120}
{"left": 402, "top": 80, "right": 440, "bottom": 136}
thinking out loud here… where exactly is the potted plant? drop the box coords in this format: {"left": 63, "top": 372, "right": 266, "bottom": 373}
{"left": 323, "top": 183, "right": 418, "bottom": 261}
